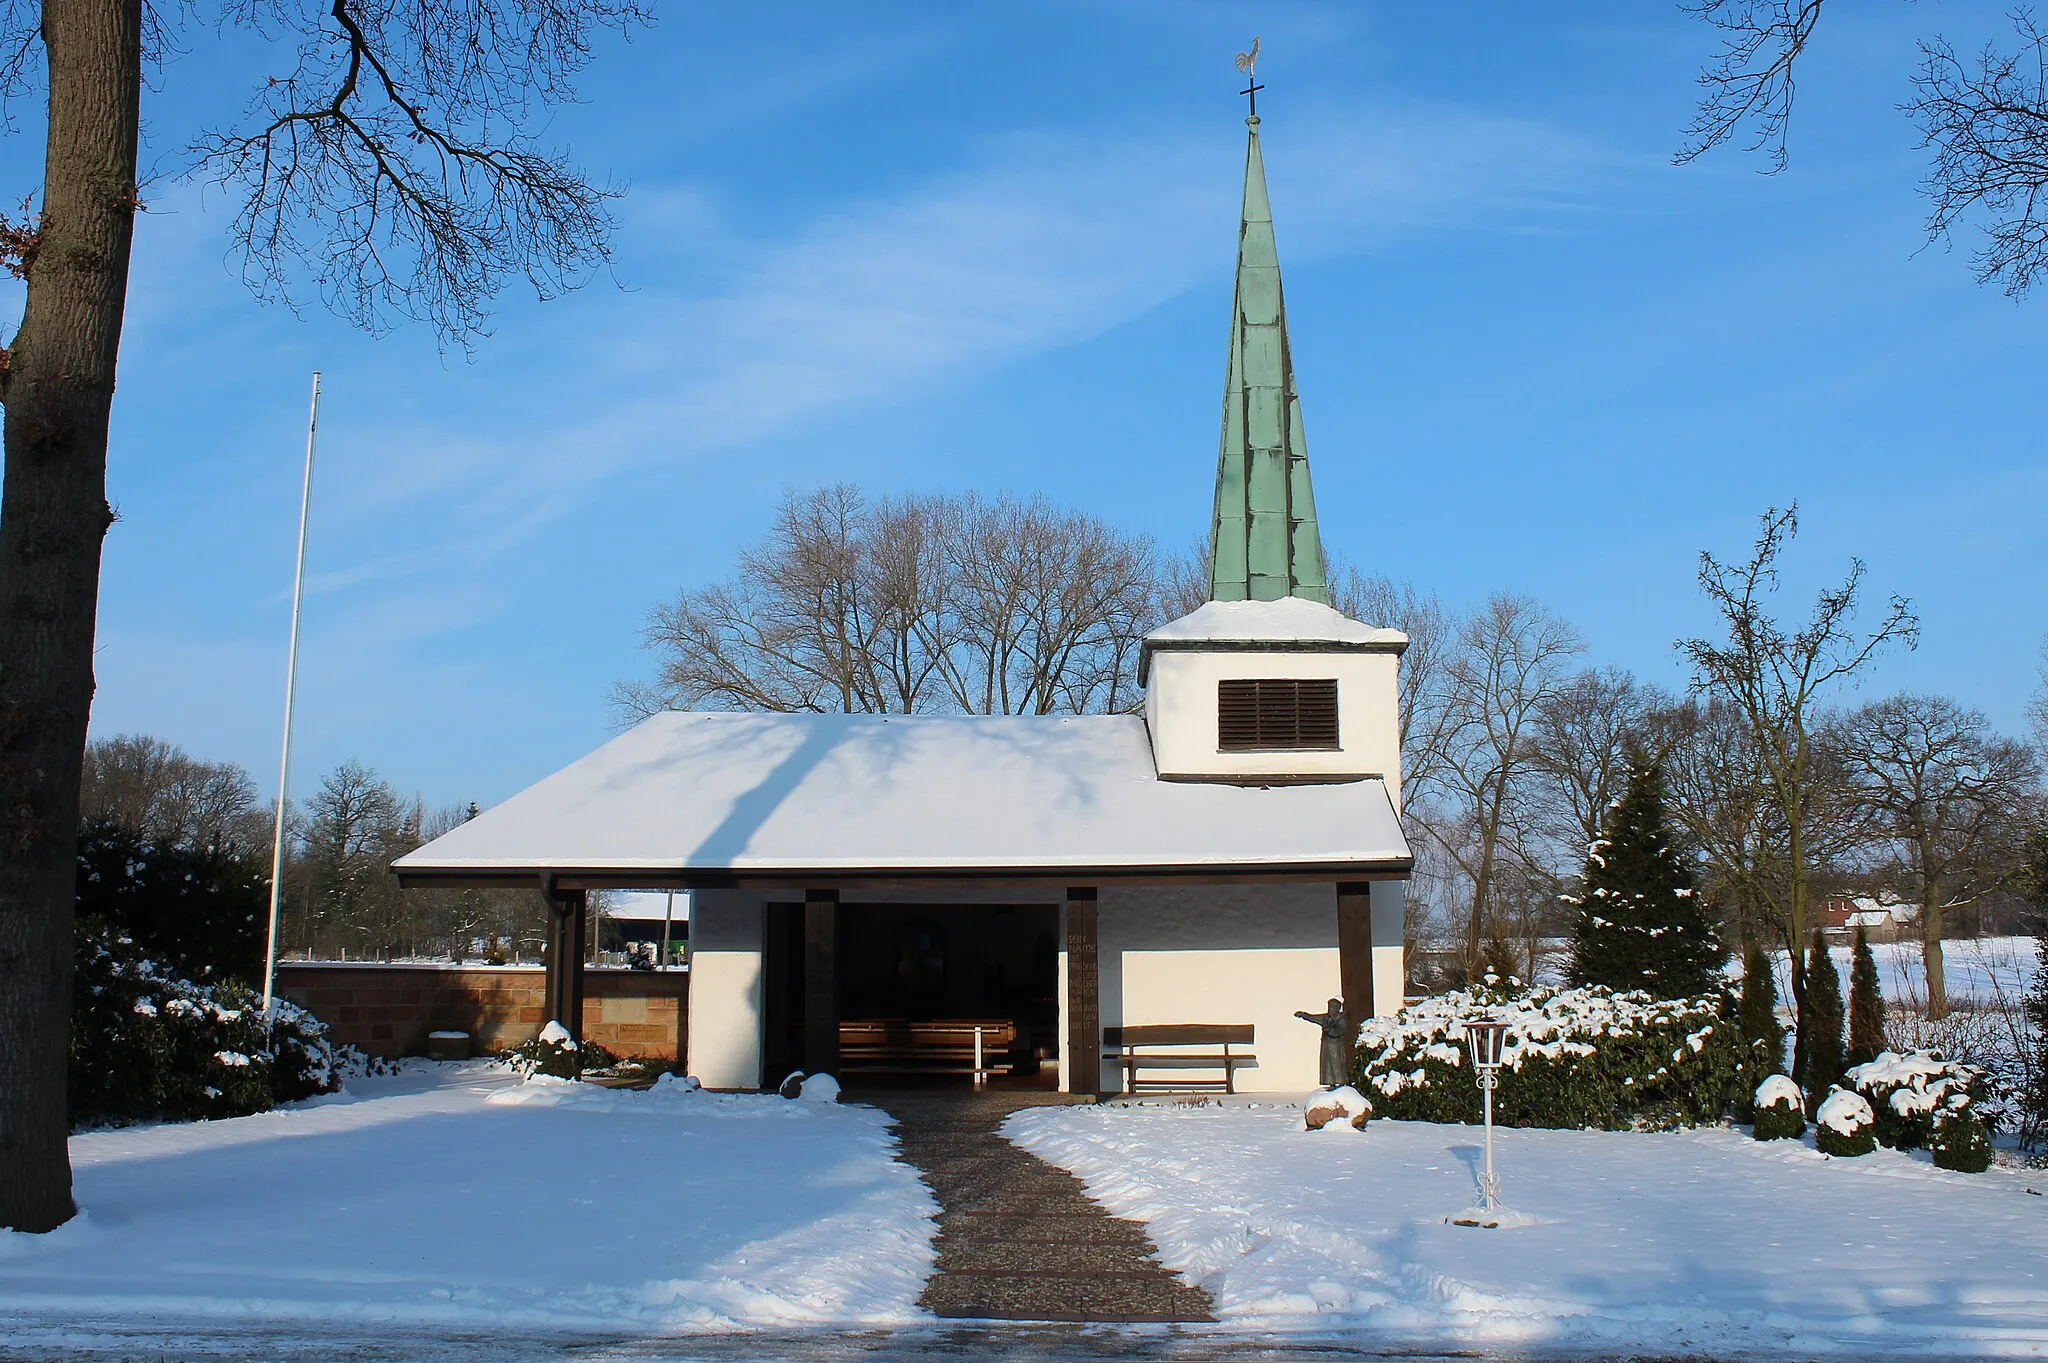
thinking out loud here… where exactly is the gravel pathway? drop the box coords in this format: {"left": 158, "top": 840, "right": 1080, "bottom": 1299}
{"left": 865, "top": 1092, "right": 1216, "bottom": 1325}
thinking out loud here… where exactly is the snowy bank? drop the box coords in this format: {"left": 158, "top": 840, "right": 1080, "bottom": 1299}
{"left": 1006, "top": 1102, "right": 2048, "bottom": 1356}
{"left": 0, "top": 1063, "right": 935, "bottom": 1336}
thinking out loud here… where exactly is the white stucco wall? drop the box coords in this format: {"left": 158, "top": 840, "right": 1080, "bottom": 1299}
{"left": 1143, "top": 649, "right": 1402, "bottom": 800}
{"left": 684, "top": 890, "right": 764, "bottom": 1090}
{"left": 1096, "top": 883, "right": 1341, "bottom": 1093}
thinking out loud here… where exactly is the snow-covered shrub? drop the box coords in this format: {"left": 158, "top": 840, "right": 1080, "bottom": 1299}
{"left": 502, "top": 1020, "right": 615, "bottom": 1078}
{"left": 75, "top": 822, "right": 266, "bottom": 984}
{"left": 1814, "top": 1088, "right": 1877, "bottom": 1157}
{"left": 1752, "top": 1074, "right": 1806, "bottom": 1140}
{"left": 70, "top": 926, "right": 351, "bottom": 1126}
{"left": 1355, "top": 981, "right": 1743, "bottom": 1130}
{"left": 1304, "top": 1085, "right": 1371, "bottom": 1131}
{"left": 1929, "top": 1106, "right": 1993, "bottom": 1173}
{"left": 1843, "top": 1050, "right": 1993, "bottom": 1150}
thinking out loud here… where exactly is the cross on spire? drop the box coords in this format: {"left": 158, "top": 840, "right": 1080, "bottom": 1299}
{"left": 1235, "top": 36, "right": 1263, "bottom": 120}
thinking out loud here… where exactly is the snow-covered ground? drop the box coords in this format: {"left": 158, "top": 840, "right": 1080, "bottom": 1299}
{"left": 1007, "top": 1102, "right": 2048, "bottom": 1357}
{"left": 0, "top": 1063, "right": 935, "bottom": 1338}
{"left": 1762, "top": 936, "right": 2039, "bottom": 1011}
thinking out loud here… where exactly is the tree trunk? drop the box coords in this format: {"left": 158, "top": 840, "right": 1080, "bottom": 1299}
{"left": 1921, "top": 887, "right": 1948, "bottom": 1022}
{"left": 0, "top": 0, "right": 142, "bottom": 1234}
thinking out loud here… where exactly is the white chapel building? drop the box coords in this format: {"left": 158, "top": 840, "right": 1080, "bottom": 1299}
{"left": 394, "top": 111, "right": 1413, "bottom": 1095}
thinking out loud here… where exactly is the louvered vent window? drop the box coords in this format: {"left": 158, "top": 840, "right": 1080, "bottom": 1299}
{"left": 1217, "top": 679, "right": 1340, "bottom": 751}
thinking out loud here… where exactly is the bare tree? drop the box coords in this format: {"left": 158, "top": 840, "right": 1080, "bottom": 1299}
{"left": 1677, "top": 2, "right": 2048, "bottom": 297}
{"left": 1835, "top": 694, "right": 2042, "bottom": 1019}
{"left": 621, "top": 486, "right": 1158, "bottom": 722}
{"left": 1330, "top": 565, "right": 1453, "bottom": 803}
{"left": 1414, "top": 594, "right": 1585, "bottom": 979}
{"left": 1679, "top": 506, "right": 1916, "bottom": 1065}
{"left": 78, "top": 734, "right": 263, "bottom": 851}
{"left": 2030, "top": 634, "right": 2048, "bottom": 753}
{"left": 1528, "top": 668, "right": 1673, "bottom": 855}
{"left": 0, "top": 0, "right": 649, "bottom": 1232}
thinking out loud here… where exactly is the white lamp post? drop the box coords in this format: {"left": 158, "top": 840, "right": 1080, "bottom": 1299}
{"left": 1456, "top": 1016, "right": 1510, "bottom": 1226}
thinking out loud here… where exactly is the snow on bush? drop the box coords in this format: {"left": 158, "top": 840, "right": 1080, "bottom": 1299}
{"left": 70, "top": 925, "right": 354, "bottom": 1127}
{"left": 1842, "top": 1049, "right": 1992, "bottom": 1151}
{"left": 1304, "top": 1085, "right": 1371, "bottom": 1131}
{"left": 1814, "top": 1087, "right": 1877, "bottom": 1157}
{"left": 503, "top": 1022, "right": 616, "bottom": 1079}
{"left": 1356, "top": 980, "right": 1743, "bottom": 1130}
{"left": 798, "top": 1072, "right": 842, "bottom": 1103}
{"left": 1930, "top": 1106, "right": 1993, "bottom": 1173}
{"left": 1751, "top": 1074, "right": 1806, "bottom": 1141}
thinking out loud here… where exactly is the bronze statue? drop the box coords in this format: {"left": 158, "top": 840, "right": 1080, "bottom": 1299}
{"left": 1294, "top": 997, "right": 1352, "bottom": 1088}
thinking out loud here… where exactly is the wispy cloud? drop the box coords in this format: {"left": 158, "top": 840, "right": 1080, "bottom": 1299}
{"left": 309, "top": 98, "right": 1621, "bottom": 597}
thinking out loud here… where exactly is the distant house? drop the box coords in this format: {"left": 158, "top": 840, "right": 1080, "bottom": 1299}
{"left": 393, "top": 111, "right": 1414, "bottom": 1095}
{"left": 1818, "top": 894, "right": 1916, "bottom": 944}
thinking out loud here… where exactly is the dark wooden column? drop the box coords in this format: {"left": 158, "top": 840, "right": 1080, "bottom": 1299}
{"left": 542, "top": 881, "right": 588, "bottom": 1043}
{"left": 1337, "top": 882, "right": 1375, "bottom": 1038}
{"left": 803, "top": 889, "right": 840, "bottom": 1076}
{"left": 565, "top": 888, "right": 588, "bottom": 1042}
{"left": 1064, "top": 887, "right": 1100, "bottom": 1098}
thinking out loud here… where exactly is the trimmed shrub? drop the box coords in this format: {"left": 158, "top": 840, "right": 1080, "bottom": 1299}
{"left": 1355, "top": 981, "right": 1743, "bottom": 1130}
{"left": 1736, "top": 942, "right": 1787, "bottom": 1119}
{"left": 503, "top": 1021, "right": 616, "bottom": 1078}
{"left": 1844, "top": 1049, "right": 1993, "bottom": 1150}
{"left": 1930, "top": 1106, "right": 1993, "bottom": 1173}
{"left": 1846, "top": 927, "right": 1886, "bottom": 1068}
{"left": 1799, "top": 930, "right": 1845, "bottom": 1114}
{"left": 1814, "top": 1087, "right": 1877, "bottom": 1157}
{"left": 1752, "top": 1074, "right": 1806, "bottom": 1140}
{"left": 70, "top": 925, "right": 352, "bottom": 1127}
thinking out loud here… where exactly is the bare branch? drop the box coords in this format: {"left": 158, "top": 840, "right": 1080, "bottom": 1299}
{"left": 1907, "top": 13, "right": 2048, "bottom": 298}
{"left": 1675, "top": 0, "right": 1827, "bottom": 171}
{"left": 188, "top": 0, "right": 652, "bottom": 345}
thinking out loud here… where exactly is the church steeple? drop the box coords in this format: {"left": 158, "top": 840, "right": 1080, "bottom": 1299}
{"left": 1208, "top": 113, "right": 1330, "bottom": 606}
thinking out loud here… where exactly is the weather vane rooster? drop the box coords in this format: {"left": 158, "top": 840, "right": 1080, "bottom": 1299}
{"left": 1236, "top": 36, "right": 1263, "bottom": 118}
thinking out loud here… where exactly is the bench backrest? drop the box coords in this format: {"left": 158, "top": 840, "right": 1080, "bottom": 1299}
{"left": 840, "top": 1019, "right": 1017, "bottom": 1046}
{"left": 1104, "top": 1024, "right": 1254, "bottom": 1048}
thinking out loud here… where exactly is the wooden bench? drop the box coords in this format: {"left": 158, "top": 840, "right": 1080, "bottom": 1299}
{"left": 839, "top": 1019, "right": 1017, "bottom": 1076}
{"left": 1103, "top": 1024, "right": 1256, "bottom": 1094}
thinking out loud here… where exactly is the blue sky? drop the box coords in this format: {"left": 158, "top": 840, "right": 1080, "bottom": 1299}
{"left": 6, "top": 2, "right": 2042, "bottom": 811}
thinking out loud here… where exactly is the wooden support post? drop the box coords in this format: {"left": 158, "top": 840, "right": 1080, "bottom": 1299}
{"left": 565, "top": 888, "right": 588, "bottom": 1043}
{"left": 1337, "top": 882, "right": 1375, "bottom": 1038}
{"left": 1065, "top": 887, "right": 1100, "bottom": 1098}
{"left": 542, "top": 877, "right": 568, "bottom": 1031}
{"left": 803, "top": 889, "right": 839, "bottom": 1077}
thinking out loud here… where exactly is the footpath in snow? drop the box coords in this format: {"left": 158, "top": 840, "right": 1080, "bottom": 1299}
{"left": 0, "top": 1063, "right": 935, "bottom": 1337}
{"left": 1006, "top": 1102, "right": 2048, "bottom": 1358}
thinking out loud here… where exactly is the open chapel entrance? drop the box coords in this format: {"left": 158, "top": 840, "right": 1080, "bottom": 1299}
{"left": 761, "top": 902, "right": 1059, "bottom": 1090}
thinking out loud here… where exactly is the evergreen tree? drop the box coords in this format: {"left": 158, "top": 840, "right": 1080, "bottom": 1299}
{"left": 2021, "top": 833, "right": 2048, "bottom": 1149}
{"left": 1738, "top": 941, "right": 1787, "bottom": 1073}
{"left": 1566, "top": 753, "right": 1724, "bottom": 998}
{"left": 1846, "top": 927, "right": 1888, "bottom": 1067}
{"left": 1799, "top": 928, "right": 1846, "bottom": 1113}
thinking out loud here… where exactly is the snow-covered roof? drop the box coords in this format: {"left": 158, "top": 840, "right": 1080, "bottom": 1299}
{"left": 394, "top": 711, "right": 1410, "bottom": 880}
{"left": 1144, "top": 598, "right": 1408, "bottom": 649}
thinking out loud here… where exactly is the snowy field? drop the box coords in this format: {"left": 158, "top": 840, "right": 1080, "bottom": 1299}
{"left": 0, "top": 1063, "right": 935, "bottom": 1339}
{"left": 1763, "top": 936, "right": 2039, "bottom": 1011}
{"left": 1007, "top": 1102, "right": 2048, "bottom": 1358}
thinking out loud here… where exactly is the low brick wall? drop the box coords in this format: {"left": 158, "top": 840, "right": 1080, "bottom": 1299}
{"left": 275, "top": 963, "right": 689, "bottom": 1061}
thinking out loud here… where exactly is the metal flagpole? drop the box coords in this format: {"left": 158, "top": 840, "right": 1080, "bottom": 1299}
{"left": 261, "top": 372, "right": 323, "bottom": 1018}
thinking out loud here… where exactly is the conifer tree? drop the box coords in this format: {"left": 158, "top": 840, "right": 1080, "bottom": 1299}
{"left": 1846, "top": 926, "right": 1887, "bottom": 1067}
{"left": 2021, "top": 833, "right": 2048, "bottom": 1149}
{"left": 1800, "top": 928, "right": 1846, "bottom": 1113}
{"left": 1738, "top": 941, "right": 1787, "bottom": 1074}
{"left": 1565, "top": 754, "right": 1724, "bottom": 998}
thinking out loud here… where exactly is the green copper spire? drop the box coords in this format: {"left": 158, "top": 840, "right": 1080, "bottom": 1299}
{"left": 1208, "top": 114, "right": 1330, "bottom": 606}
